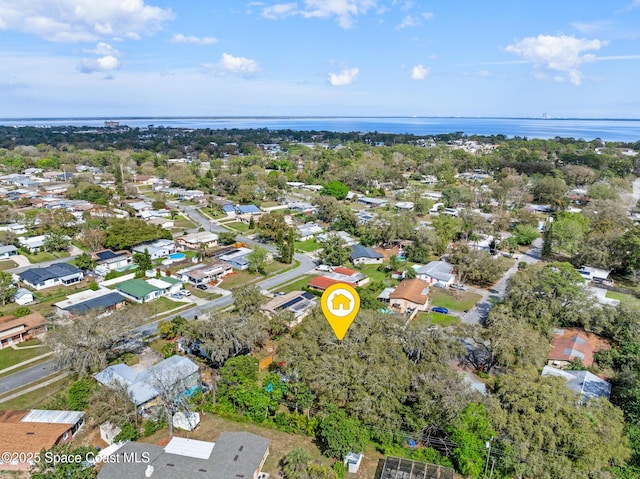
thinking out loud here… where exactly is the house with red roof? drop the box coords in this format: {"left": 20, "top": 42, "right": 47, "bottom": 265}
{"left": 548, "top": 328, "right": 610, "bottom": 368}
{"left": 307, "top": 267, "right": 369, "bottom": 292}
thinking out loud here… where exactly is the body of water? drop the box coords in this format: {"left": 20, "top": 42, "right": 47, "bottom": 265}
{"left": 1, "top": 116, "right": 639, "bottom": 142}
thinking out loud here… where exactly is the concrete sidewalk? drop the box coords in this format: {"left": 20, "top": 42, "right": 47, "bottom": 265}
{"left": 0, "top": 351, "right": 52, "bottom": 375}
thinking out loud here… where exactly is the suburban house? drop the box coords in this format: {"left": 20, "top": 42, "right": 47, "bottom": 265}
{"left": 548, "top": 328, "right": 610, "bottom": 368}
{"left": 350, "top": 244, "right": 384, "bottom": 265}
{"left": 219, "top": 247, "right": 255, "bottom": 270}
{"left": 389, "top": 279, "right": 431, "bottom": 313}
{"left": 0, "top": 409, "right": 84, "bottom": 471}
{"left": 542, "top": 365, "right": 611, "bottom": 401}
{"left": 116, "top": 279, "right": 164, "bottom": 303}
{"left": 577, "top": 266, "right": 613, "bottom": 285}
{"left": 260, "top": 291, "right": 317, "bottom": 324}
{"left": 13, "top": 288, "right": 33, "bottom": 306}
{"left": 0, "top": 312, "right": 46, "bottom": 349}
{"left": 177, "top": 261, "right": 233, "bottom": 286}
{"left": 54, "top": 288, "right": 127, "bottom": 319}
{"left": 0, "top": 244, "right": 17, "bottom": 259}
{"left": 288, "top": 202, "right": 316, "bottom": 215}
{"left": 357, "top": 197, "right": 388, "bottom": 208}
{"left": 132, "top": 239, "right": 176, "bottom": 260}
{"left": 316, "top": 231, "right": 357, "bottom": 246}
{"left": 415, "top": 261, "right": 456, "bottom": 287}
{"left": 395, "top": 201, "right": 415, "bottom": 211}
{"left": 308, "top": 267, "right": 369, "bottom": 292}
{"left": 147, "top": 217, "right": 175, "bottom": 229}
{"left": 176, "top": 232, "right": 219, "bottom": 250}
{"left": 17, "top": 235, "right": 47, "bottom": 253}
{"left": 94, "top": 355, "right": 200, "bottom": 410}
{"left": 97, "top": 432, "right": 270, "bottom": 479}
{"left": 146, "top": 276, "right": 184, "bottom": 295}
{"left": 92, "top": 249, "right": 133, "bottom": 272}
{"left": 18, "top": 263, "right": 84, "bottom": 290}
{"left": 296, "top": 222, "right": 324, "bottom": 241}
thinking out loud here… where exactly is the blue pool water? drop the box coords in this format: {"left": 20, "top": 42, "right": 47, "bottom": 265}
{"left": 168, "top": 253, "right": 186, "bottom": 261}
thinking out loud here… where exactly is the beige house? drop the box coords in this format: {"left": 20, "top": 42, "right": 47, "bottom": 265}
{"left": 389, "top": 279, "right": 430, "bottom": 313}
{"left": 176, "top": 232, "right": 219, "bottom": 250}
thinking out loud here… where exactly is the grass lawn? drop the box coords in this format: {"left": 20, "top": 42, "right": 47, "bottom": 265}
{"left": 295, "top": 239, "right": 321, "bottom": 252}
{"left": 412, "top": 311, "right": 459, "bottom": 328}
{"left": 20, "top": 250, "right": 60, "bottom": 263}
{"left": 14, "top": 338, "right": 42, "bottom": 347}
{"left": 108, "top": 351, "right": 139, "bottom": 366}
{"left": 260, "top": 201, "right": 280, "bottom": 208}
{"left": 0, "top": 259, "right": 18, "bottom": 271}
{"left": 0, "top": 344, "right": 48, "bottom": 370}
{"left": 429, "top": 288, "right": 482, "bottom": 312}
{"left": 149, "top": 296, "right": 190, "bottom": 315}
{"left": 605, "top": 290, "right": 640, "bottom": 305}
{"left": 357, "top": 263, "right": 389, "bottom": 282}
{"left": 148, "top": 338, "right": 171, "bottom": 355}
{"left": 276, "top": 275, "right": 316, "bottom": 294}
{"left": 171, "top": 215, "right": 197, "bottom": 229}
{"left": 0, "top": 375, "right": 74, "bottom": 409}
{"left": 199, "top": 207, "right": 226, "bottom": 219}
{"left": 224, "top": 221, "right": 252, "bottom": 233}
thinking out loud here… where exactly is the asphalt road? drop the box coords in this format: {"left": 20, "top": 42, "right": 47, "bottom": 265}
{"left": 461, "top": 237, "right": 543, "bottom": 325}
{"left": 0, "top": 360, "right": 59, "bottom": 395}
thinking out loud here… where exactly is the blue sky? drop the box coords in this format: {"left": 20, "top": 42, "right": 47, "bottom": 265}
{"left": 1, "top": 0, "right": 640, "bottom": 118}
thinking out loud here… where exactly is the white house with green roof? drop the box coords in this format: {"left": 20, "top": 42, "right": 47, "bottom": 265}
{"left": 116, "top": 279, "right": 163, "bottom": 303}
{"left": 146, "top": 276, "right": 183, "bottom": 295}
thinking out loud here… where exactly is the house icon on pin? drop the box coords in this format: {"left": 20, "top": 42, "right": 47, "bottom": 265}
{"left": 331, "top": 293, "right": 351, "bottom": 311}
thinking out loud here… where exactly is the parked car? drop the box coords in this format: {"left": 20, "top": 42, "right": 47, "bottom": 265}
{"left": 450, "top": 284, "right": 466, "bottom": 291}
{"left": 182, "top": 290, "right": 191, "bottom": 296}
{"left": 432, "top": 306, "right": 449, "bottom": 314}
{"left": 196, "top": 283, "right": 208, "bottom": 290}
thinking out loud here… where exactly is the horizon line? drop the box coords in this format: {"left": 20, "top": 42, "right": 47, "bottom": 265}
{"left": 1, "top": 115, "right": 640, "bottom": 122}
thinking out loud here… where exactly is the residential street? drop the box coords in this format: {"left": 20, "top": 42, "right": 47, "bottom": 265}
{"left": 462, "top": 237, "right": 543, "bottom": 325}
{"left": 0, "top": 204, "right": 317, "bottom": 396}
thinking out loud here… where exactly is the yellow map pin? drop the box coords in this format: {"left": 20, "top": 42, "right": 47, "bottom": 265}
{"left": 320, "top": 283, "right": 360, "bottom": 340}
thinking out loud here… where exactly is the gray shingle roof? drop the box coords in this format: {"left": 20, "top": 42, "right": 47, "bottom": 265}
{"left": 18, "top": 262, "right": 83, "bottom": 285}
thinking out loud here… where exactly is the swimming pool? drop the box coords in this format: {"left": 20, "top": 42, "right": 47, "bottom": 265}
{"left": 168, "top": 253, "right": 186, "bottom": 261}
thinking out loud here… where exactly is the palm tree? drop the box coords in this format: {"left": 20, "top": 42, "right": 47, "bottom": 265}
{"left": 282, "top": 447, "right": 311, "bottom": 479}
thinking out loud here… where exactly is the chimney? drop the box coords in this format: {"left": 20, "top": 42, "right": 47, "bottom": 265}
{"left": 145, "top": 465, "right": 154, "bottom": 477}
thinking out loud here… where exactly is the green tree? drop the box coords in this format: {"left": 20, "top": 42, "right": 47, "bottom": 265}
{"left": 318, "top": 233, "right": 350, "bottom": 266}
{"left": 232, "top": 284, "right": 265, "bottom": 318}
{"left": 30, "top": 444, "right": 97, "bottom": 479}
{"left": 282, "top": 447, "right": 311, "bottom": 479}
{"left": 247, "top": 246, "right": 268, "bottom": 274}
{"left": 256, "top": 211, "right": 288, "bottom": 242}
{"left": 532, "top": 175, "right": 567, "bottom": 206}
{"left": 512, "top": 223, "right": 539, "bottom": 246}
{"left": 44, "top": 227, "right": 70, "bottom": 252}
{"left": 132, "top": 248, "right": 153, "bottom": 276}
{"left": 0, "top": 271, "right": 16, "bottom": 306}
{"left": 490, "top": 368, "right": 630, "bottom": 479}
{"left": 104, "top": 218, "right": 171, "bottom": 250}
{"left": 73, "top": 253, "right": 96, "bottom": 271}
{"left": 318, "top": 408, "right": 370, "bottom": 459}
{"left": 431, "top": 215, "right": 461, "bottom": 255}
{"left": 449, "top": 403, "right": 495, "bottom": 479}
{"left": 218, "top": 231, "right": 237, "bottom": 245}
{"left": 547, "top": 211, "right": 590, "bottom": 257}
{"left": 320, "top": 180, "right": 349, "bottom": 200}
{"left": 67, "top": 378, "right": 98, "bottom": 411}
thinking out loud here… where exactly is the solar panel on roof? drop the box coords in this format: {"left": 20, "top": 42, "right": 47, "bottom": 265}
{"left": 302, "top": 292, "right": 315, "bottom": 300}
{"left": 276, "top": 296, "right": 304, "bottom": 311}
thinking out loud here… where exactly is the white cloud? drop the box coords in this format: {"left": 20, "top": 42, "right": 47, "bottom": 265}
{"left": 171, "top": 33, "right": 218, "bottom": 45}
{"left": 505, "top": 34, "right": 606, "bottom": 85}
{"left": 396, "top": 11, "right": 432, "bottom": 29}
{"left": 77, "top": 55, "right": 121, "bottom": 74}
{"left": 83, "top": 42, "right": 120, "bottom": 56}
{"left": 211, "top": 53, "right": 259, "bottom": 77}
{"left": 0, "top": 0, "right": 174, "bottom": 42}
{"left": 410, "top": 64, "right": 429, "bottom": 80}
{"left": 262, "top": 2, "right": 298, "bottom": 19}
{"left": 261, "top": 0, "right": 377, "bottom": 29}
{"left": 328, "top": 67, "right": 359, "bottom": 86}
